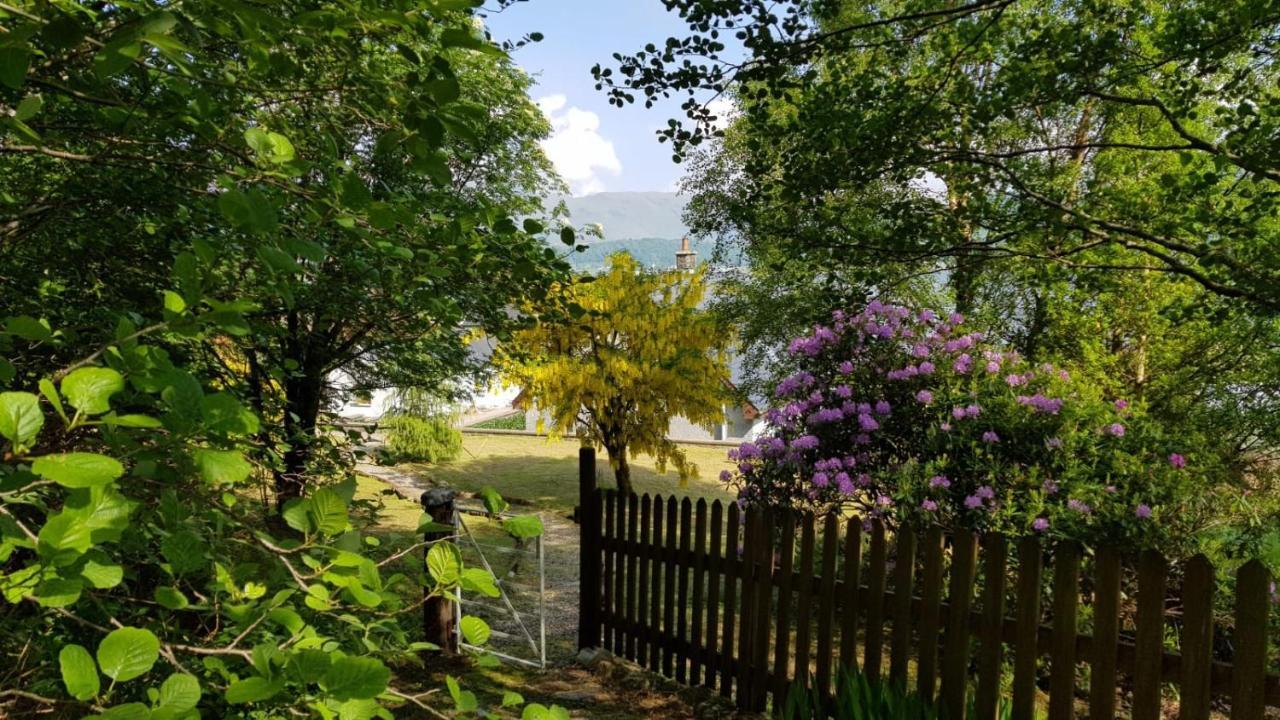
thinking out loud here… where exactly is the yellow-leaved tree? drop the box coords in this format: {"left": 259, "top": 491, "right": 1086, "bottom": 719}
{"left": 496, "top": 252, "right": 731, "bottom": 494}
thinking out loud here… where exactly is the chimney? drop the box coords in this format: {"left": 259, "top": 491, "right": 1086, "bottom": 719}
{"left": 675, "top": 236, "right": 697, "bottom": 271}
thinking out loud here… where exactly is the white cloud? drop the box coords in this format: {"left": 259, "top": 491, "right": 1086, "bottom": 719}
{"left": 536, "top": 94, "right": 622, "bottom": 196}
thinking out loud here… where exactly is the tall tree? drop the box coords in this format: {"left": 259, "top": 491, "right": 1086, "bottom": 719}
{"left": 1, "top": 0, "right": 574, "bottom": 503}
{"left": 495, "top": 253, "right": 731, "bottom": 494}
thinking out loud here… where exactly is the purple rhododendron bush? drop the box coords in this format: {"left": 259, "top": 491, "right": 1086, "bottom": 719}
{"left": 724, "top": 302, "right": 1220, "bottom": 553}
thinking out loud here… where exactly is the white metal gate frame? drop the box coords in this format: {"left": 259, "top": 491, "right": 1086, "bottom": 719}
{"left": 453, "top": 504, "right": 546, "bottom": 668}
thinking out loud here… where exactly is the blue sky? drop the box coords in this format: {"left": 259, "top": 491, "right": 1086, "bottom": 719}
{"left": 483, "top": 0, "right": 708, "bottom": 195}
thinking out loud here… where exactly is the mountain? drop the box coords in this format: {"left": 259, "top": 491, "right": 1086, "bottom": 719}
{"left": 557, "top": 192, "right": 689, "bottom": 242}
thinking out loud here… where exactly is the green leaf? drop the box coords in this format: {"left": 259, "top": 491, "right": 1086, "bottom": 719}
{"left": 59, "top": 644, "right": 100, "bottom": 701}
{"left": 154, "top": 586, "right": 189, "bottom": 610}
{"left": 14, "top": 94, "right": 43, "bottom": 122}
{"left": 415, "top": 513, "right": 453, "bottom": 534}
{"left": 502, "top": 691, "right": 525, "bottom": 707}
{"left": 0, "top": 391, "right": 43, "bottom": 450}
{"left": 282, "top": 498, "right": 315, "bottom": 534}
{"left": 39, "top": 378, "right": 67, "bottom": 423}
{"left": 225, "top": 676, "right": 282, "bottom": 704}
{"left": 0, "top": 46, "right": 31, "bottom": 89}
{"left": 162, "top": 290, "right": 186, "bottom": 315}
{"left": 80, "top": 555, "right": 124, "bottom": 589}
{"left": 560, "top": 226, "right": 576, "bottom": 245}
{"left": 245, "top": 127, "right": 296, "bottom": 164}
{"left": 460, "top": 615, "right": 491, "bottom": 645}
{"left": 158, "top": 673, "right": 201, "bottom": 710}
{"left": 321, "top": 656, "right": 390, "bottom": 701}
{"left": 459, "top": 568, "right": 500, "bottom": 598}
{"left": 426, "top": 541, "right": 462, "bottom": 586}
{"left": 37, "top": 512, "right": 93, "bottom": 559}
{"left": 162, "top": 531, "right": 205, "bottom": 575}
{"left": 96, "top": 627, "right": 160, "bottom": 682}
{"left": 503, "top": 514, "right": 544, "bottom": 539}
{"left": 202, "top": 393, "right": 260, "bottom": 435}
{"left": 101, "top": 413, "right": 164, "bottom": 428}
{"left": 61, "top": 367, "right": 124, "bottom": 415}
{"left": 309, "top": 487, "right": 348, "bottom": 535}
{"left": 522, "top": 704, "right": 571, "bottom": 720}
{"left": 32, "top": 453, "right": 124, "bottom": 488}
{"left": 96, "top": 703, "right": 151, "bottom": 719}
{"left": 193, "top": 448, "right": 252, "bottom": 485}
{"left": 5, "top": 315, "right": 52, "bottom": 341}
{"left": 479, "top": 486, "right": 509, "bottom": 515}
{"left": 446, "top": 675, "right": 478, "bottom": 712}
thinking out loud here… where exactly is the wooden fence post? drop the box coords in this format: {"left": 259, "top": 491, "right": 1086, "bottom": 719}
{"left": 578, "top": 446, "right": 602, "bottom": 651}
{"left": 421, "top": 487, "right": 458, "bottom": 654}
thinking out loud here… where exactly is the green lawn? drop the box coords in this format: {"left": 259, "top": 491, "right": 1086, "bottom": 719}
{"left": 399, "top": 433, "right": 738, "bottom": 512}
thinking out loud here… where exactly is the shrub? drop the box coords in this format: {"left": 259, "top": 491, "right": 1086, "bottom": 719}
{"left": 726, "top": 302, "right": 1219, "bottom": 552}
{"left": 385, "top": 413, "right": 462, "bottom": 463}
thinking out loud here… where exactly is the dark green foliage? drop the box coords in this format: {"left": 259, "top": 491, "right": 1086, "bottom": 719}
{"left": 471, "top": 413, "right": 528, "bottom": 430}
{"left": 782, "top": 667, "right": 1020, "bottom": 720}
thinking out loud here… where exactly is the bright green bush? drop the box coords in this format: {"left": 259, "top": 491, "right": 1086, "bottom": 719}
{"left": 384, "top": 413, "right": 462, "bottom": 463}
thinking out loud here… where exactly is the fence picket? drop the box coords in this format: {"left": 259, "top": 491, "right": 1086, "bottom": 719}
{"left": 705, "top": 500, "right": 723, "bottom": 691}
{"left": 1180, "top": 555, "right": 1215, "bottom": 720}
{"left": 636, "top": 495, "right": 652, "bottom": 667}
{"left": 865, "top": 519, "right": 888, "bottom": 683}
{"left": 974, "top": 534, "right": 1007, "bottom": 720}
{"left": 794, "top": 513, "right": 817, "bottom": 690}
{"left": 649, "top": 495, "right": 664, "bottom": 674}
{"left": 736, "top": 508, "right": 758, "bottom": 710}
{"left": 690, "top": 499, "right": 708, "bottom": 685}
{"left": 720, "top": 502, "right": 740, "bottom": 697}
{"left": 773, "top": 512, "right": 797, "bottom": 706}
{"left": 676, "top": 498, "right": 692, "bottom": 683}
{"left": 662, "top": 496, "right": 678, "bottom": 678}
{"left": 816, "top": 514, "right": 840, "bottom": 706}
{"left": 1011, "top": 536, "right": 1043, "bottom": 720}
{"left": 1233, "top": 559, "right": 1271, "bottom": 720}
{"left": 839, "top": 518, "right": 864, "bottom": 673}
{"left": 613, "top": 490, "right": 627, "bottom": 655}
{"left": 917, "top": 527, "right": 945, "bottom": 703}
{"left": 625, "top": 493, "right": 638, "bottom": 660}
{"left": 751, "top": 509, "right": 775, "bottom": 711}
{"left": 1048, "top": 542, "right": 1081, "bottom": 720}
{"left": 1132, "top": 549, "right": 1167, "bottom": 720}
{"left": 603, "top": 490, "right": 615, "bottom": 649}
{"left": 941, "top": 530, "right": 978, "bottom": 720}
{"left": 890, "top": 525, "right": 918, "bottom": 688}
{"left": 1089, "top": 547, "right": 1121, "bottom": 720}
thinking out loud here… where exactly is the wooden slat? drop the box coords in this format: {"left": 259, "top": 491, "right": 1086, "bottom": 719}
{"left": 613, "top": 490, "right": 627, "bottom": 655}
{"left": 719, "top": 502, "right": 740, "bottom": 697}
{"left": 624, "top": 493, "right": 639, "bottom": 661}
{"left": 705, "top": 500, "right": 723, "bottom": 691}
{"left": 890, "top": 525, "right": 918, "bottom": 688}
{"left": 917, "top": 526, "right": 945, "bottom": 703}
{"left": 975, "top": 534, "right": 1008, "bottom": 720}
{"left": 675, "top": 498, "right": 693, "bottom": 682}
{"left": 602, "top": 490, "right": 615, "bottom": 649}
{"left": 1132, "top": 549, "right": 1167, "bottom": 720}
{"left": 941, "top": 530, "right": 978, "bottom": 720}
{"left": 648, "top": 495, "right": 664, "bottom": 674}
{"left": 690, "top": 499, "right": 708, "bottom": 685}
{"left": 816, "top": 514, "right": 840, "bottom": 705}
{"left": 751, "top": 509, "right": 776, "bottom": 711}
{"left": 772, "top": 512, "right": 797, "bottom": 705}
{"left": 1232, "top": 559, "right": 1271, "bottom": 720}
{"left": 793, "top": 513, "right": 817, "bottom": 690}
{"left": 636, "top": 495, "right": 652, "bottom": 667}
{"left": 1011, "top": 536, "right": 1043, "bottom": 720}
{"left": 1180, "top": 554, "right": 1215, "bottom": 720}
{"left": 736, "top": 508, "right": 757, "bottom": 710}
{"left": 864, "top": 519, "right": 888, "bottom": 683}
{"left": 839, "top": 517, "right": 863, "bottom": 672}
{"left": 1048, "top": 542, "right": 1081, "bottom": 720}
{"left": 1089, "top": 547, "right": 1121, "bottom": 720}
{"left": 662, "top": 496, "right": 678, "bottom": 678}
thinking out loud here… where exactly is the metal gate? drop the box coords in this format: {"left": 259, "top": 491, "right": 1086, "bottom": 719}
{"left": 453, "top": 503, "right": 546, "bottom": 668}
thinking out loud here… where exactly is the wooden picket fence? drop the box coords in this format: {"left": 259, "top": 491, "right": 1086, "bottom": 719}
{"left": 574, "top": 448, "right": 1279, "bottom": 719}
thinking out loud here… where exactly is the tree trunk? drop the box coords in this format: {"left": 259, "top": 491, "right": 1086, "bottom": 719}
{"left": 605, "top": 443, "right": 633, "bottom": 496}
{"left": 276, "top": 368, "right": 324, "bottom": 509}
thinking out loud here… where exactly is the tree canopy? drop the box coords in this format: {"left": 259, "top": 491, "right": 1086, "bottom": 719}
{"left": 495, "top": 253, "right": 732, "bottom": 495}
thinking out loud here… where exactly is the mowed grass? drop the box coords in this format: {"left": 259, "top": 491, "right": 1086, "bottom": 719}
{"left": 398, "top": 432, "right": 738, "bottom": 512}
